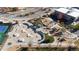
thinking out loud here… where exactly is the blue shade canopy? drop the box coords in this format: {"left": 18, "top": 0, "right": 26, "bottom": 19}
{"left": 0, "top": 26, "right": 8, "bottom": 33}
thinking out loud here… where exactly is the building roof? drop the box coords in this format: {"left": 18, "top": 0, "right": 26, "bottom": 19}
{"left": 55, "top": 8, "right": 69, "bottom": 13}
{"left": 55, "top": 8, "right": 79, "bottom": 18}
{"left": 68, "top": 11, "right": 79, "bottom": 17}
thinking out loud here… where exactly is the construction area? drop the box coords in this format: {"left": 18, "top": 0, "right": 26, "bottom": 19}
{"left": 0, "top": 7, "right": 79, "bottom": 51}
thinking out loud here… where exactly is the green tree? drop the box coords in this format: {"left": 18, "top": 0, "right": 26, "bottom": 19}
{"left": 44, "top": 33, "right": 54, "bottom": 43}
{"left": 71, "top": 24, "right": 79, "bottom": 30}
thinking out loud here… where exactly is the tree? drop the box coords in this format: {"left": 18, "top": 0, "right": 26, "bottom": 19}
{"left": 71, "top": 24, "right": 79, "bottom": 30}
{"left": 44, "top": 33, "right": 54, "bottom": 43}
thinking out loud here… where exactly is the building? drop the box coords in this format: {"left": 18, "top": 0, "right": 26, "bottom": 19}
{"left": 50, "top": 8, "right": 79, "bottom": 25}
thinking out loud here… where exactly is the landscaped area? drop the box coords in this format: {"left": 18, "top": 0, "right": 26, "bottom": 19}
{"left": 71, "top": 24, "right": 79, "bottom": 30}
{"left": 43, "top": 33, "right": 54, "bottom": 43}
